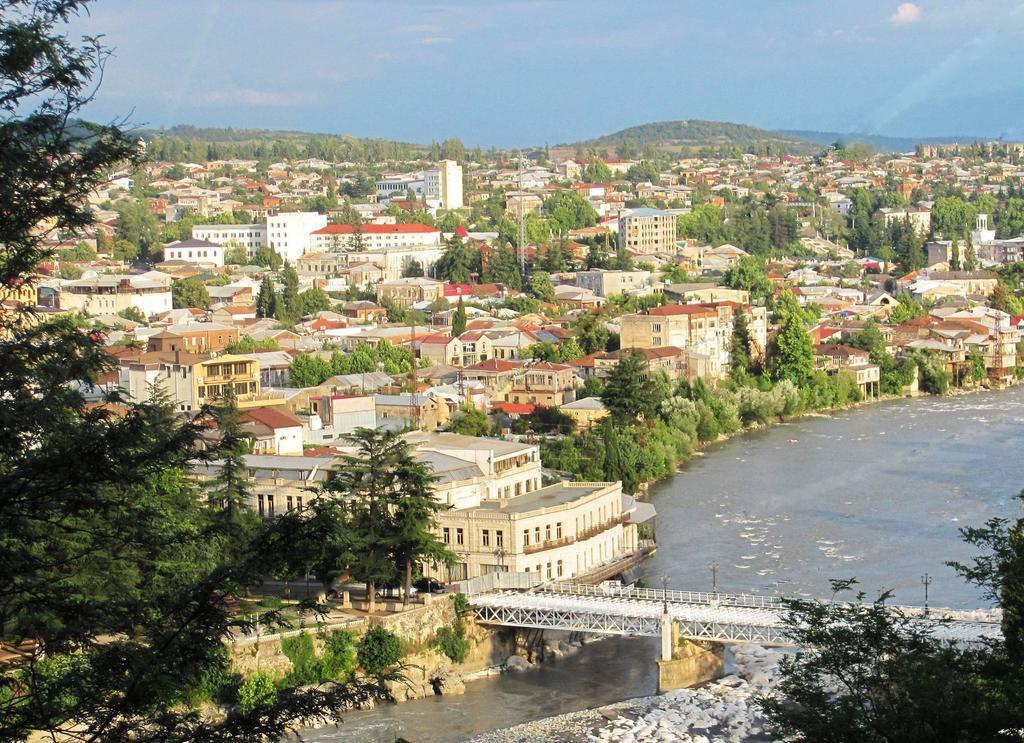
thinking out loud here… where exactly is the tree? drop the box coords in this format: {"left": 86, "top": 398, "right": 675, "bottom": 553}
{"left": 529, "top": 269, "right": 556, "bottom": 302}
{"left": 446, "top": 406, "right": 490, "bottom": 436}
{"left": 451, "top": 297, "right": 467, "bottom": 336}
{"left": 206, "top": 389, "right": 261, "bottom": 561}
{"left": 435, "top": 236, "right": 478, "bottom": 284}
{"left": 482, "top": 243, "right": 522, "bottom": 289}
{"left": 278, "top": 261, "right": 300, "bottom": 322}
{"left": 224, "top": 244, "right": 248, "bottom": 265}
{"left": 602, "top": 352, "right": 668, "bottom": 423}
{"left": 114, "top": 198, "right": 160, "bottom": 261}
{"left": 583, "top": 159, "right": 612, "bottom": 183}
{"left": 255, "top": 275, "right": 275, "bottom": 318}
{"left": 0, "top": 7, "right": 388, "bottom": 735}
{"left": 769, "top": 311, "right": 815, "bottom": 387}
{"left": 730, "top": 310, "right": 754, "bottom": 378}
{"left": 402, "top": 259, "right": 424, "bottom": 278}
{"left": 677, "top": 204, "right": 728, "bottom": 245}
{"left": 964, "top": 232, "right": 978, "bottom": 271}
{"left": 297, "top": 287, "right": 331, "bottom": 317}
{"left": 252, "top": 245, "right": 283, "bottom": 270}
{"left": 723, "top": 255, "right": 770, "bottom": 299}
{"left": 172, "top": 277, "right": 211, "bottom": 310}
{"left": 544, "top": 190, "right": 598, "bottom": 235}
{"left": 950, "top": 237, "right": 961, "bottom": 271}
{"left": 758, "top": 580, "right": 1020, "bottom": 743}
{"left": 571, "top": 310, "right": 611, "bottom": 354}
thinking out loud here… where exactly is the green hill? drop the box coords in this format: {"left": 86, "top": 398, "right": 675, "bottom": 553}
{"left": 563, "top": 120, "right": 824, "bottom": 157}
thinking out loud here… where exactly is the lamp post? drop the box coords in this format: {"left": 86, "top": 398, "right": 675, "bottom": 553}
{"left": 494, "top": 546, "right": 506, "bottom": 572}
{"left": 661, "top": 575, "right": 670, "bottom": 614}
{"left": 922, "top": 573, "right": 932, "bottom": 615}
{"left": 710, "top": 562, "right": 719, "bottom": 595}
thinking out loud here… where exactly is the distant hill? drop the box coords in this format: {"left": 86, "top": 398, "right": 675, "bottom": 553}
{"left": 558, "top": 120, "right": 825, "bottom": 157}
{"left": 135, "top": 124, "right": 419, "bottom": 147}
{"left": 779, "top": 129, "right": 990, "bottom": 154}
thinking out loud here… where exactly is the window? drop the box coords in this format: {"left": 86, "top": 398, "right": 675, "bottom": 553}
{"left": 522, "top": 529, "right": 529, "bottom": 546}
{"left": 557, "top": 559, "right": 563, "bottom": 577}
{"left": 482, "top": 529, "right": 490, "bottom": 547}
{"left": 556, "top": 522, "right": 562, "bottom": 539}
{"left": 456, "top": 528, "right": 464, "bottom": 546}
{"left": 296, "top": 496, "right": 302, "bottom": 509}
{"left": 495, "top": 530, "right": 504, "bottom": 548}
{"left": 258, "top": 494, "right": 265, "bottom": 516}
{"left": 267, "top": 495, "right": 274, "bottom": 517}
{"left": 546, "top": 563, "right": 552, "bottom": 580}
{"left": 443, "top": 527, "right": 451, "bottom": 544}
{"left": 534, "top": 526, "right": 541, "bottom": 544}
{"left": 545, "top": 524, "right": 551, "bottom": 542}
{"left": 287, "top": 495, "right": 293, "bottom": 511}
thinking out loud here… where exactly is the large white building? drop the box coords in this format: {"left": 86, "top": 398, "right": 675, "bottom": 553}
{"left": 426, "top": 159, "right": 463, "bottom": 210}
{"left": 375, "top": 160, "right": 463, "bottom": 210}
{"left": 191, "top": 223, "right": 267, "bottom": 256}
{"left": 163, "top": 239, "right": 225, "bottom": 267}
{"left": 266, "top": 211, "right": 328, "bottom": 263}
{"left": 309, "top": 223, "right": 442, "bottom": 252}
{"left": 59, "top": 272, "right": 172, "bottom": 318}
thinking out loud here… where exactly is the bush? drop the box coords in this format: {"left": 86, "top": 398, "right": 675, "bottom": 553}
{"left": 357, "top": 626, "right": 404, "bottom": 675}
{"left": 320, "top": 630, "right": 358, "bottom": 682}
{"left": 183, "top": 645, "right": 237, "bottom": 708}
{"left": 236, "top": 670, "right": 277, "bottom": 715}
{"left": 281, "top": 632, "right": 319, "bottom": 686}
{"left": 434, "top": 619, "right": 470, "bottom": 664}
{"left": 453, "top": 593, "right": 469, "bottom": 616}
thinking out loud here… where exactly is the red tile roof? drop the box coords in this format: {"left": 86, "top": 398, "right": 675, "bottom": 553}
{"left": 646, "top": 304, "right": 717, "bottom": 317}
{"left": 311, "top": 223, "right": 439, "bottom": 235}
{"left": 492, "top": 402, "right": 535, "bottom": 415}
{"left": 242, "top": 406, "right": 302, "bottom": 430}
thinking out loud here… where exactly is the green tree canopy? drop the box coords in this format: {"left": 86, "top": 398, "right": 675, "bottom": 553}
{"left": 172, "top": 277, "right": 211, "bottom": 310}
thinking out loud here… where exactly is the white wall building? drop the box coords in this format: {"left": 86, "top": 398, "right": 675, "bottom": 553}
{"left": 309, "top": 223, "right": 442, "bottom": 252}
{"left": 426, "top": 159, "right": 463, "bottom": 210}
{"left": 163, "top": 239, "right": 225, "bottom": 267}
{"left": 267, "top": 212, "right": 328, "bottom": 263}
{"left": 191, "top": 223, "right": 268, "bottom": 256}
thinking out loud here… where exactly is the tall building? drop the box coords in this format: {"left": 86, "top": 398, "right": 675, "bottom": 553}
{"left": 266, "top": 212, "right": 328, "bottom": 263}
{"left": 618, "top": 208, "right": 677, "bottom": 253}
{"left": 429, "top": 159, "right": 463, "bottom": 210}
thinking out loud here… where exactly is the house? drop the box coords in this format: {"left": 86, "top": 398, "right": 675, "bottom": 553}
{"left": 146, "top": 322, "right": 239, "bottom": 354}
{"left": 575, "top": 269, "right": 654, "bottom": 298}
{"left": 249, "top": 350, "right": 294, "bottom": 388}
{"left": 559, "top": 397, "right": 609, "bottom": 430}
{"left": 506, "top": 361, "right": 576, "bottom": 407}
{"left": 119, "top": 352, "right": 267, "bottom": 412}
{"left": 298, "top": 393, "right": 378, "bottom": 445}
{"left": 813, "top": 344, "right": 880, "bottom": 398}
{"left": 241, "top": 406, "right": 304, "bottom": 456}
{"left": 375, "top": 391, "right": 450, "bottom": 430}
{"left": 266, "top": 211, "right": 328, "bottom": 262}
{"left": 376, "top": 277, "right": 445, "bottom": 309}
{"left": 619, "top": 304, "right": 721, "bottom": 377}
{"left": 309, "top": 222, "right": 441, "bottom": 252}
{"left": 60, "top": 273, "right": 172, "bottom": 318}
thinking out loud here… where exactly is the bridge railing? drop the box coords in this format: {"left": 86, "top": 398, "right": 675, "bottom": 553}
{"left": 538, "top": 581, "right": 787, "bottom": 610}
{"left": 455, "top": 571, "right": 542, "bottom": 598}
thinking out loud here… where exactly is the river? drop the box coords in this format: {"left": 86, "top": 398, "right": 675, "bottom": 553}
{"left": 311, "top": 388, "right": 1024, "bottom": 742}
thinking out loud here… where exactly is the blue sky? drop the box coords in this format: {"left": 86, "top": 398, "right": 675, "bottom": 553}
{"left": 71, "top": 0, "right": 1024, "bottom": 147}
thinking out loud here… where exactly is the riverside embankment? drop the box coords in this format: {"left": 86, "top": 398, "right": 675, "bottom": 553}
{"left": 315, "top": 386, "right": 1024, "bottom": 742}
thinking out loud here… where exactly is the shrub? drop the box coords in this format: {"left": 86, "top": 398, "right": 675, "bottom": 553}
{"left": 281, "top": 632, "right": 319, "bottom": 687}
{"left": 320, "top": 630, "right": 359, "bottom": 682}
{"left": 357, "top": 626, "right": 404, "bottom": 675}
{"left": 236, "top": 671, "right": 277, "bottom": 715}
{"left": 453, "top": 593, "right": 469, "bottom": 616}
{"left": 434, "top": 619, "right": 470, "bottom": 664}
{"left": 184, "top": 645, "right": 237, "bottom": 707}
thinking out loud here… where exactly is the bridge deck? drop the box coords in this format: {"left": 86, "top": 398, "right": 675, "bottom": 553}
{"left": 471, "top": 583, "right": 1002, "bottom": 646}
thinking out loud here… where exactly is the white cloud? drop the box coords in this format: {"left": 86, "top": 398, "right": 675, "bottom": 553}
{"left": 889, "top": 3, "right": 922, "bottom": 26}
{"left": 421, "top": 36, "right": 455, "bottom": 45}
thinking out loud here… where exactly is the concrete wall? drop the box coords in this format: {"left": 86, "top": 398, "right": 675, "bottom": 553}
{"left": 657, "top": 640, "right": 724, "bottom": 693}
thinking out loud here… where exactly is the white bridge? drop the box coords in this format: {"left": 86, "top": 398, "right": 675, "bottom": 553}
{"left": 463, "top": 577, "right": 1002, "bottom": 647}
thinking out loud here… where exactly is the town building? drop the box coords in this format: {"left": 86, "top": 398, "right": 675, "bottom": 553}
{"left": 146, "top": 323, "right": 239, "bottom": 354}
{"left": 309, "top": 223, "right": 442, "bottom": 252}
{"left": 618, "top": 208, "right": 677, "bottom": 253}
{"left": 119, "top": 352, "right": 266, "bottom": 412}
{"left": 191, "top": 223, "right": 268, "bottom": 256}
{"left": 575, "top": 269, "right": 654, "bottom": 298}
{"left": 879, "top": 206, "right": 932, "bottom": 237}
{"left": 266, "top": 211, "right": 328, "bottom": 263}
{"left": 162, "top": 239, "right": 225, "bottom": 267}
{"left": 59, "top": 273, "right": 172, "bottom": 318}
{"left": 376, "top": 277, "right": 445, "bottom": 309}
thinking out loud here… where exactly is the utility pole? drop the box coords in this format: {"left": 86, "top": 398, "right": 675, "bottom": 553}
{"left": 710, "top": 562, "right": 719, "bottom": 595}
{"left": 921, "top": 573, "right": 932, "bottom": 615}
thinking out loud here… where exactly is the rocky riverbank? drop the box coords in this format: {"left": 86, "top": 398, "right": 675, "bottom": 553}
{"left": 470, "top": 645, "right": 785, "bottom": 743}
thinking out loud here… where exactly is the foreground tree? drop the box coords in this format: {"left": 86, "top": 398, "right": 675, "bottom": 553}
{"left": 0, "top": 4, "right": 388, "bottom": 739}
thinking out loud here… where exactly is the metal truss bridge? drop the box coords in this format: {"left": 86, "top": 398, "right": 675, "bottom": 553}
{"left": 469, "top": 581, "right": 1003, "bottom": 647}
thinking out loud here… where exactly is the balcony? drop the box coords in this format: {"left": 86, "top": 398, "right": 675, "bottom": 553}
{"left": 577, "top": 514, "right": 630, "bottom": 541}
{"left": 523, "top": 535, "right": 574, "bottom": 555}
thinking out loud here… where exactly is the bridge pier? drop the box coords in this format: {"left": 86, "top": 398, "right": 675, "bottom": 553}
{"left": 657, "top": 612, "right": 724, "bottom": 693}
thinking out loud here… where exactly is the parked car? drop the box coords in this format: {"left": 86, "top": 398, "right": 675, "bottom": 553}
{"left": 413, "top": 577, "right": 447, "bottom": 594}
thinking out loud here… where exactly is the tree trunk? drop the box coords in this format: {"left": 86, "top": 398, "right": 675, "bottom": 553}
{"left": 403, "top": 559, "right": 413, "bottom": 608}
{"left": 367, "top": 580, "right": 375, "bottom": 615}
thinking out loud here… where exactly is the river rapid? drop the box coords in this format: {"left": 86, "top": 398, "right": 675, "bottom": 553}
{"left": 309, "top": 388, "right": 1024, "bottom": 742}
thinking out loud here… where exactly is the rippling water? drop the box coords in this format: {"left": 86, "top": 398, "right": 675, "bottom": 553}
{"left": 307, "top": 388, "right": 1024, "bottom": 741}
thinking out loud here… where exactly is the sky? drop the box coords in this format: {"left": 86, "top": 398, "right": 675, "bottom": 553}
{"left": 69, "top": 0, "right": 1024, "bottom": 147}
